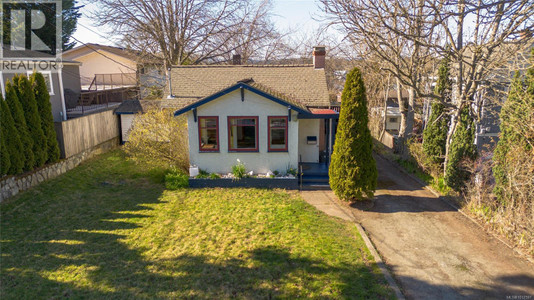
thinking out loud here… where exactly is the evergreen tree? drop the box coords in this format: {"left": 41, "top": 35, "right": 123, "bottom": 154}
{"left": 1, "top": 95, "right": 24, "bottom": 175}
{"left": 423, "top": 56, "right": 451, "bottom": 168}
{"left": 14, "top": 74, "right": 47, "bottom": 168}
{"left": 5, "top": 81, "right": 34, "bottom": 171}
{"left": 31, "top": 72, "right": 60, "bottom": 163}
{"left": 0, "top": 94, "right": 11, "bottom": 176}
{"left": 329, "top": 67, "right": 377, "bottom": 201}
{"left": 0, "top": 131, "right": 9, "bottom": 176}
{"left": 493, "top": 57, "right": 534, "bottom": 201}
{"left": 444, "top": 106, "right": 477, "bottom": 191}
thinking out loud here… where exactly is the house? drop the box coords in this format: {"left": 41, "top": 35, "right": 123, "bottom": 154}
{"left": 166, "top": 47, "right": 337, "bottom": 175}
{"left": 0, "top": 47, "right": 82, "bottom": 121}
{"left": 62, "top": 43, "right": 164, "bottom": 97}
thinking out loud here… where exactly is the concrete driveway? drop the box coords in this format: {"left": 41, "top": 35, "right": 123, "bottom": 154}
{"left": 301, "top": 155, "right": 534, "bottom": 300}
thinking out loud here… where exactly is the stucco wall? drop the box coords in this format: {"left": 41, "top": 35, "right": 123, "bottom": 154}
{"left": 69, "top": 51, "right": 137, "bottom": 86}
{"left": 298, "top": 119, "right": 320, "bottom": 163}
{"left": 187, "top": 89, "right": 301, "bottom": 174}
{"left": 386, "top": 115, "right": 400, "bottom": 131}
{"left": 120, "top": 114, "right": 135, "bottom": 142}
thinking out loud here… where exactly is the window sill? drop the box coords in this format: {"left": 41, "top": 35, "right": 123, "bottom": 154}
{"left": 268, "top": 150, "right": 288, "bottom": 153}
{"left": 228, "top": 150, "right": 259, "bottom": 153}
{"left": 199, "top": 150, "right": 219, "bottom": 153}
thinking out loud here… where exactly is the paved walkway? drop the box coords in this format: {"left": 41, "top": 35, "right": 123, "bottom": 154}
{"left": 300, "top": 155, "right": 534, "bottom": 300}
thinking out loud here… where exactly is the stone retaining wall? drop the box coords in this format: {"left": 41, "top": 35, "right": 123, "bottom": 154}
{"left": 0, "top": 137, "right": 119, "bottom": 202}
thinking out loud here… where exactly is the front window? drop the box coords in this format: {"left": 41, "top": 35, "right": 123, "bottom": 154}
{"left": 228, "top": 116, "right": 258, "bottom": 151}
{"left": 268, "top": 116, "right": 288, "bottom": 151}
{"left": 199, "top": 116, "right": 219, "bottom": 151}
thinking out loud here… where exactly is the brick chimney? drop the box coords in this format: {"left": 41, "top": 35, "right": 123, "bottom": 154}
{"left": 313, "top": 46, "right": 326, "bottom": 69}
{"left": 232, "top": 54, "right": 242, "bottom": 65}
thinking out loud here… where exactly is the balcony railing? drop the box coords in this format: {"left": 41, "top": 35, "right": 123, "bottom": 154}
{"left": 66, "top": 87, "right": 138, "bottom": 118}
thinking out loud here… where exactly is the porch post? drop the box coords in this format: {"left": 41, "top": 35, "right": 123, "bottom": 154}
{"left": 328, "top": 118, "right": 333, "bottom": 165}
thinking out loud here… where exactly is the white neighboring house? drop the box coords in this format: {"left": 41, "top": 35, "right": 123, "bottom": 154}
{"left": 385, "top": 106, "right": 402, "bottom": 133}
{"left": 0, "top": 47, "right": 82, "bottom": 121}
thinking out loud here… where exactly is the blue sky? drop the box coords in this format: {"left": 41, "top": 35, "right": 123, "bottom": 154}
{"left": 72, "top": 0, "right": 326, "bottom": 47}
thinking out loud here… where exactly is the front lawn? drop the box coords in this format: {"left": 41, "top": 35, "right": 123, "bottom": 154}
{"left": 1, "top": 150, "right": 393, "bottom": 299}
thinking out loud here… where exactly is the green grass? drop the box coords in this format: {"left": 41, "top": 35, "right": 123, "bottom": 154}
{"left": 1, "top": 150, "right": 393, "bottom": 299}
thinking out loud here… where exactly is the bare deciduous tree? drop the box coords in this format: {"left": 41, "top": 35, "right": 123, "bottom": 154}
{"left": 93, "top": 0, "right": 280, "bottom": 66}
{"left": 320, "top": 0, "right": 533, "bottom": 167}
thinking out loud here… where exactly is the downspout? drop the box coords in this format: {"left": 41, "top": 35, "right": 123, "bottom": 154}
{"left": 0, "top": 72, "right": 5, "bottom": 99}
{"left": 58, "top": 67, "right": 67, "bottom": 121}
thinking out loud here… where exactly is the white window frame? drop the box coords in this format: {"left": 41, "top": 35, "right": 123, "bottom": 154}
{"left": 27, "top": 70, "right": 54, "bottom": 95}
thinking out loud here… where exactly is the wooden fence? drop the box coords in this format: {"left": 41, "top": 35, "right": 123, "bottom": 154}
{"left": 55, "top": 109, "right": 120, "bottom": 158}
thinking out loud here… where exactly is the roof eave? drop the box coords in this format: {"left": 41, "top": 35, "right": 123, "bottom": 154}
{"left": 173, "top": 82, "right": 311, "bottom": 117}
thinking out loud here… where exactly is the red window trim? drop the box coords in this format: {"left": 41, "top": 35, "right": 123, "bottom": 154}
{"left": 268, "top": 116, "right": 288, "bottom": 152}
{"left": 227, "top": 116, "right": 259, "bottom": 152}
{"left": 198, "top": 116, "right": 219, "bottom": 152}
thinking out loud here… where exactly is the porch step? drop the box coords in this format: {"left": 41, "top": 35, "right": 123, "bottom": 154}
{"left": 301, "top": 183, "right": 331, "bottom": 190}
{"left": 302, "top": 175, "right": 329, "bottom": 184}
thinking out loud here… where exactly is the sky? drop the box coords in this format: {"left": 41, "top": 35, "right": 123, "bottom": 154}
{"left": 71, "top": 0, "right": 327, "bottom": 47}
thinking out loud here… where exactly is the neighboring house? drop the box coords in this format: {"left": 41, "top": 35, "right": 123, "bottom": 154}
{"left": 62, "top": 43, "right": 164, "bottom": 96}
{"left": 0, "top": 47, "right": 82, "bottom": 121}
{"left": 117, "top": 47, "right": 339, "bottom": 175}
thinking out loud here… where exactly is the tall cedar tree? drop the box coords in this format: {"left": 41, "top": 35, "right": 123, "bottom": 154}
{"left": 31, "top": 72, "right": 60, "bottom": 163}
{"left": 1, "top": 95, "right": 10, "bottom": 175}
{"left": 1, "top": 95, "right": 24, "bottom": 175}
{"left": 0, "top": 130, "right": 9, "bottom": 176}
{"left": 14, "top": 75, "right": 47, "bottom": 168}
{"left": 423, "top": 56, "right": 451, "bottom": 168}
{"left": 329, "top": 67, "right": 377, "bottom": 201}
{"left": 5, "top": 81, "right": 34, "bottom": 171}
{"left": 493, "top": 55, "right": 534, "bottom": 202}
{"left": 444, "top": 106, "right": 477, "bottom": 191}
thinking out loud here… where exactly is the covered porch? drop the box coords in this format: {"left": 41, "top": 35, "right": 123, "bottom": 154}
{"left": 298, "top": 109, "right": 339, "bottom": 189}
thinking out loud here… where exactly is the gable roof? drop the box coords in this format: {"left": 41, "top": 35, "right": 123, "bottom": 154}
{"left": 168, "top": 64, "right": 330, "bottom": 108}
{"left": 63, "top": 43, "right": 160, "bottom": 64}
{"left": 173, "top": 80, "right": 311, "bottom": 116}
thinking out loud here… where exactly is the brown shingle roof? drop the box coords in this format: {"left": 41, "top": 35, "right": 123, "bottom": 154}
{"left": 168, "top": 64, "right": 330, "bottom": 107}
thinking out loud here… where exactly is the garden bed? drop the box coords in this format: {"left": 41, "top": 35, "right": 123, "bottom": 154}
{"left": 189, "top": 177, "right": 299, "bottom": 189}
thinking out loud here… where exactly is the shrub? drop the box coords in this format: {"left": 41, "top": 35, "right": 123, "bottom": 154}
{"left": 14, "top": 74, "right": 47, "bottom": 168}
{"left": 285, "top": 167, "right": 297, "bottom": 177}
{"left": 165, "top": 169, "right": 189, "bottom": 190}
{"left": 1, "top": 95, "right": 24, "bottom": 175}
{"left": 329, "top": 67, "right": 377, "bottom": 201}
{"left": 444, "top": 106, "right": 477, "bottom": 191}
{"left": 31, "top": 72, "right": 60, "bottom": 163}
{"left": 196, "top": 169, "right": 210, "bottom": 179}
{"left": 209, "top": 172, "right": 221, "bottom": 179}
{"left": 4, "top": 81, "right": 34, "bottom": 172}
{"left": 124, "top": 108, "right": 189, "bottom": 171}
{"left": 231, "top": 159, "right": 246, "bottom": 179}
